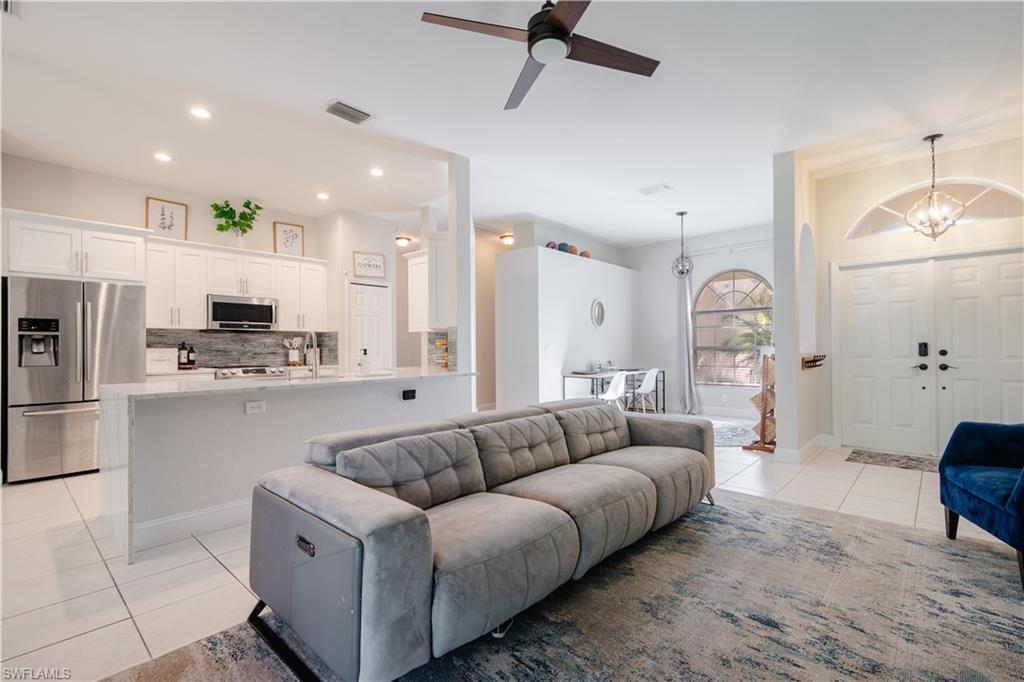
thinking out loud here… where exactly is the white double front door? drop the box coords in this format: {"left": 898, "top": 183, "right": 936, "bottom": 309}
{"left": 838, "top": 250, "right": 1024, "bottom": 455}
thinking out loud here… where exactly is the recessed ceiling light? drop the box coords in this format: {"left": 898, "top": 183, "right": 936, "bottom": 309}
{"left": 154, "top": 152, "right": 172, "bottom": 162}
{"left": 316, "top": 192, "right": 330, "bottom": 200}
{"left": 369, "top": 167, "right": 384, "bottom": 178}
{"left": 190, "top": 106, "right": 212, "bottom": 119}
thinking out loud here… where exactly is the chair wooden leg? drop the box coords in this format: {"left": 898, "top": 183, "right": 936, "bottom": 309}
{"left": 944, "top": 508, "right": 959, "bottom": 540}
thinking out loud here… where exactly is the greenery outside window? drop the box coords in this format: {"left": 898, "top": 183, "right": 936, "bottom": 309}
{"left": 693, "top": 270, "right": 773, "bottom": 385}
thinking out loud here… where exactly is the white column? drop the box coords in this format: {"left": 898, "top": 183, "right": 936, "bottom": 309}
{"left": 448, "top": 154, "right": 477, "bottom": 406}
{"left": 772, "top": 151, "right": 801, "bottom": 458}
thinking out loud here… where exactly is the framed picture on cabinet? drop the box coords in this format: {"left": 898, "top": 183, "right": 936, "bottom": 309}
{"left": 353, "top": 251, "right": 385, "bottom": 278}
{"left": 274, "top": 221, "right": 304, "bottom": 256}
{"left": 145, "top": 197, "right": 188, "bottom": 240}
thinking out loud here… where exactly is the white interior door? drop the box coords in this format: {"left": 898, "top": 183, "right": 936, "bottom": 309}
{"left": 838, "top": 261, "right": 936, "bottom": 454}
{"left": 934, "top": 251, "right": 1024, "bottom": 451}
{"left": 348, "top": 282, "right": 392, "bottom": 373}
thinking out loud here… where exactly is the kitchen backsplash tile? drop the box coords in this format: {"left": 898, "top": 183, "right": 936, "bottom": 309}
{"left": 147, "top": 329, "right": 338, "bottom": 368}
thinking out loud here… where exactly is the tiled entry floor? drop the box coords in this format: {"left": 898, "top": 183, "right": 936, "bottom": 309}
{"left": 715, "top": 445, "right": 997, "bottom": 541}
{"left": 1, "top": 473, "right": 254, "bottom": 680}
{"left": 1, "top": 450, "right": 999, "bottom": 680}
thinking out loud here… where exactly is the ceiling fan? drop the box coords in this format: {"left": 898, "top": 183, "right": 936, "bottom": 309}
{"left": 422, "top": 1, "right": 660, "bottom": 110}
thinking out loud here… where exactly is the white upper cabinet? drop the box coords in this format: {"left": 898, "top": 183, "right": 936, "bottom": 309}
{"left": 81, "top": 230, "right": 145, "bottom": 282}
{"left": 145, "top": 242, "right": 175, "bottom": 328}
{"left": 275, "top": 260, "right": 302, "bottom": 331}
{"left": 207, "top": 252, "right": 243, "bottom": 295}
{"left": 5, "top": 212, "right": 145, "bottom": 283}
{"left": 242, "top": 256, "right": 275, "bottom": 298}
{"left": 300, "top": 263, "right": 327, "bottom": 331}
{"left": 174, "top": 247, "right": 208, "bottom": 328}
{"left": 404, "top": 249, "right": 430, "bottom": 333}
{"left": 7, "top": 218, "right": 82, "bottom": 277}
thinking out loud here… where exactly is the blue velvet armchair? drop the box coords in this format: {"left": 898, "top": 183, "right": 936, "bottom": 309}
{"left": 939, "top": 421, "right": 1024, "bottom": 589}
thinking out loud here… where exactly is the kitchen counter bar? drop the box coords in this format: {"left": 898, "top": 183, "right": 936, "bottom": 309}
{"left": 100, "top": 367, "right": 473, "bottom": 562}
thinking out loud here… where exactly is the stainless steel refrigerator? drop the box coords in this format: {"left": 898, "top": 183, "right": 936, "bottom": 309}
{"left": 3, "top": 276, "right": 145, "bottom": 482}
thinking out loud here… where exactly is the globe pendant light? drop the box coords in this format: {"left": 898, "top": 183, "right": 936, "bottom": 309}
{"left": 904, "top": 133, "right": 964, "bottom": 240}
{"left": 671, "top": 211, "right": 694, "bottom": 278}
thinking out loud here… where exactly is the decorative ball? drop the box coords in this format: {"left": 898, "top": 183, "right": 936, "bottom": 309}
{"left": 569, "top": 245, "right": 579, "bottom": 255}
{"left": 580, "top": 250, "right": 591, "bottom": 258}
{"left": 545, "top": 241, "right": 558, "bottom": 249}
{"left": 557, "top": 242, "right": 570, "bottom": 252}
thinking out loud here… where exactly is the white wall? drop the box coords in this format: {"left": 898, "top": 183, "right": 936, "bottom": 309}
{"left": 1, "top": 154, "right": 318, "bottom": 257}
{"left": 475, "top": 231, "right": 507, "bottom": 410}
{"left": 626, "top": 223, "right": 773, "bottom": 418}
{"left": 316, "top": 209, "right": 399, "bottom": 363}
{"left": 495, "top": 246, "right": 637, "bottom": 407}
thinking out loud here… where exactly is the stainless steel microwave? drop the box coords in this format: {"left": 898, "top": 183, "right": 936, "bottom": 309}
{"left": 207, "top": 294, "right": 278, "bottom": 331}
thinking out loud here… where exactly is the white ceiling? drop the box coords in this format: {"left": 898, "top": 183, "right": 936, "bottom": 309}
{"left": 2, "top": 2, "right": 1021, "bottom": 243}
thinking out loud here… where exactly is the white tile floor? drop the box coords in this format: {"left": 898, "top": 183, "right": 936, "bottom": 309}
{"left": 0, "top": 449, "right": 999, "bottom": 680}
{"left": 1, "top": 473, "right": 254, "bottom": 679}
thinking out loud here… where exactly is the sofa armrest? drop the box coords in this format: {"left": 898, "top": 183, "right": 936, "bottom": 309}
{"left": 939, "top": 422, "right": 1024, "bottom": 473}
{"left": 255, "top": 465, "right": 433, "bottom": 681}
{"left": 626, "top": 413, "right": 715, "bottom": 483}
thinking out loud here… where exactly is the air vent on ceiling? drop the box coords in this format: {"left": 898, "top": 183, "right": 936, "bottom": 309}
{"left": 637, "top": 182, "right": 672, "bottom": 196}
{"left": 326, "top": 100, "right": 371, "bottom": 125}
{"left": 1, "top": 1, "right": 18, "bottom": 17}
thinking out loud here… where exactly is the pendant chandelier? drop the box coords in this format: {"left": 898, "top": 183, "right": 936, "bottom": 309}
{"left": 904, "top": 133, "right": 964, "bottom": 240}
{"left": 671, "top": 211, "right": 693, "bottom": 278}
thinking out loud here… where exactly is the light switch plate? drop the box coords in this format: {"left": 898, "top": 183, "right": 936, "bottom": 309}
{"left": 245, "top": 400, "right": 267, "bottom": 415}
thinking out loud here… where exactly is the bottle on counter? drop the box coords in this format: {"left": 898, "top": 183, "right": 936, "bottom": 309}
{"left": 177, "top": 342, "right": 188, "bottom": 370}
{"left": 186, "top": 345, "right": 197, "bottom": 369}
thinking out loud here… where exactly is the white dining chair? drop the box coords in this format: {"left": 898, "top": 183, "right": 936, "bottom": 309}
{"left": 599, "top": 371, "right": 628, "bottom": 411}
{"left": 628, "top": 368, "right": 660, "bottom": 413}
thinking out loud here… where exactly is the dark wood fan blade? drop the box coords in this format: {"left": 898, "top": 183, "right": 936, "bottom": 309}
{"left": 421, "top": 13, "right": 528, "bottom": 42}
{"left": 505, "top": 57, "right": 545, "bottom": 110}
{"left": 545, "top": 1, "right": 591, "bottom": 34}
{"left": 567, "top": 34, "right": 659, "bottom": 76}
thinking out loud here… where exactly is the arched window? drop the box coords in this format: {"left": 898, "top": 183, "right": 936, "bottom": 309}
{"left": 693, "top": 270, "right": 773, "bottom": 385}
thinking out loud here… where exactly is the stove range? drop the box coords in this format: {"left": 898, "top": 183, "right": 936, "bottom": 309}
{"left": 213, "top": 366, "right": 289, "bottom": 380}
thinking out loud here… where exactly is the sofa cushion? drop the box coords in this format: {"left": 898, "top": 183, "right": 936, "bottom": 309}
{"left": 554, "top": 405, "right": 630, "bottom": 462}
{"left": 469, "top": 414, "right": 570, "bottom": 488}
{"left": 448, "top": 407, "right": 546, "bottom": 428}
{"left": 305, "top": 420, "right": 455, "bottom": 467}
{"left": 533, "top": 398, "right": 606, "bottom": 413}
{"left": 585, "top": 446, "right": 712, "bottom": 530}
{"left": 335, "top": 430, "right": 484, "bottom": 509}
{"left": 944, "top": 465, "right": 1021, "bottom": 516}
{"left": 491, "top": 463, "right": 655, "bottom": 579}
{"left": 426, "top": 492, "right": 579, "bottom": 656}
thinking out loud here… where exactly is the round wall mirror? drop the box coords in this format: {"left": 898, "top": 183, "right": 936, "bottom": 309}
{"left": 591, "top": 299, "right": 605, "bottom": 328}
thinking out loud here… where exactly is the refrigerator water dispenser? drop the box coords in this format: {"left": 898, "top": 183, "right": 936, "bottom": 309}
{"left": 17, "top": 318, "right": 59, "bottom": 367}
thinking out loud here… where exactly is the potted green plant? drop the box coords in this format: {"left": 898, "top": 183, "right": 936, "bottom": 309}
{"left": 211, "top": 199, "right": 263, "bottom": 245}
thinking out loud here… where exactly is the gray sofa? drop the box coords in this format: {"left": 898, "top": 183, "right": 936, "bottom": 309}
{"left": 249, "top": 400, "right": 714, "bottom": 681}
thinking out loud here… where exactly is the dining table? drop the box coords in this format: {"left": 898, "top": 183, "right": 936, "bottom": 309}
{"left": 561, "top": 368, "right": 666, "bottom": 413}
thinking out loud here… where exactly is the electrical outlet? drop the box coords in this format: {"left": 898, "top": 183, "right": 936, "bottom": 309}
{"left": 721, "top": 394, "right": 728, "bottom": 403}
{"left": 245, "top": 400, "right": 267, "bottom": 415}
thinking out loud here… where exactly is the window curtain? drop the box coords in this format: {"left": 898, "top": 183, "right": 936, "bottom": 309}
{"left": 679, "top": 273, "right": 699, "bottom": 414}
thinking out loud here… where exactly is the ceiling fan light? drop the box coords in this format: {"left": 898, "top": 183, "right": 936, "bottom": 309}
{"left": 529, "top": 35, "right": 569, "bottom": 64}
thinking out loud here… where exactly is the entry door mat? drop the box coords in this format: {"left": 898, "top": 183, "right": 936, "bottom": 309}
{"left": 847, "top": 449, "right": 939, "bottom": 472}
{"left": 711, "top": 419, "right": 757, "bottom": 447}
{"left": 104, "top": 490, "right": 1023, "bottom": 681}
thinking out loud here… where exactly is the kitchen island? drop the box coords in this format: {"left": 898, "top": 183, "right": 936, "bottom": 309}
{"left": 99, "top": 367, "right": 473, "bottom": 562}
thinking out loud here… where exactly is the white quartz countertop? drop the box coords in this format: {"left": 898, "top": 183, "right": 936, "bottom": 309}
{"left": 104, "top": 367, "right": 472, "bottom": 400}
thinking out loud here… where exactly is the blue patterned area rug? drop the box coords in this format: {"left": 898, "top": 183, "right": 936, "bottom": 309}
{"left": 847, "top": 449, "right": 940, "bottom": 472}
{"left": 104, "top": 491, "right": 1022, "bottom": 681}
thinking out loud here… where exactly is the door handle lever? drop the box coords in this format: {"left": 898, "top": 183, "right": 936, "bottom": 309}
{"left": 910, "top": 363, "right": 928, "bottom": 371}
{"left": 939, "top": 363, "right": 958, "bottom": 371}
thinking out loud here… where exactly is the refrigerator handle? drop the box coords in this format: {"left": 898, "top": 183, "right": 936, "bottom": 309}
{"left": 84, "top": 301, "right": 92, "bottom": 382}
{"left": 76, "top": 302, "right": 83, "bottom": 383}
